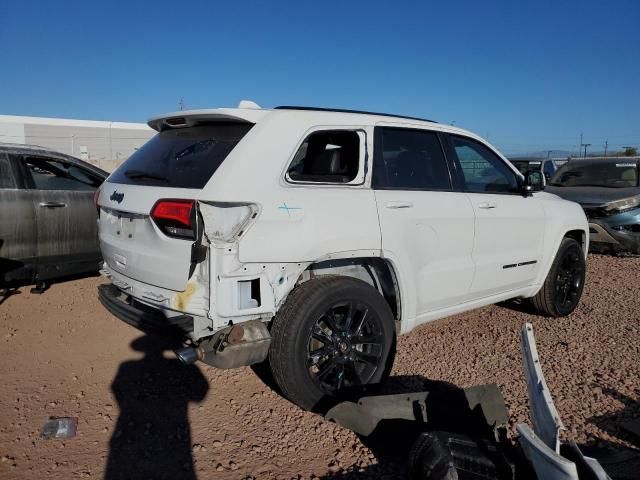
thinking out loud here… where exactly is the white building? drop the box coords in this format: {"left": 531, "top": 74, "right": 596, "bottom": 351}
{"left": 0, "top": 115, "right": 155, "bottom": 172}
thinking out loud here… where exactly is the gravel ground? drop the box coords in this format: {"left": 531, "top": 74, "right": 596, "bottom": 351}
{"left": 0, "top": 254, "right": 639, "bottom": 479}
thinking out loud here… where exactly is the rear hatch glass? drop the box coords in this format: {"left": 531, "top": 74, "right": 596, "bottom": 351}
{"left": 108, "top": 122, "right": 253, "bottom": 189}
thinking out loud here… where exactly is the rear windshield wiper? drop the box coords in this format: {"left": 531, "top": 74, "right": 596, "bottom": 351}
{"left": 124, "top": 169, "right": 168, "bottom": 183}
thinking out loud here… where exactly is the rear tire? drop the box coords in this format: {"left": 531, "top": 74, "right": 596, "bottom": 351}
{"left": 268, "top": 276, "right": 395, "bottom": 411}
{"left": 531, "top": 237, "right": 585, "bottom": 317}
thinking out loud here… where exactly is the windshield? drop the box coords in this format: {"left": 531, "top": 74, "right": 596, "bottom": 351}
{"left": 549, "top": 161, "right": 639, "bottom": 188}
{"left": 108, "top": 123, "right": 253, "bottom": 188}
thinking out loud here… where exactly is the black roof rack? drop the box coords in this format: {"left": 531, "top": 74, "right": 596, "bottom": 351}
{"left": 274, "top": 106, "right": 437, "bottom": 124}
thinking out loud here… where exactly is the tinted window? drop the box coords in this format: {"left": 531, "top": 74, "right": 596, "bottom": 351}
{"left": 287, "top": 130, "right": 360, "bottom": 183}
{"left": 25, "top": 157, "right": 101, "bottom": 191}
{"left": 373, "top": 128, "right": 451, "bottom": 190}
{"left": 108, "top": 123, "right": 253, "bottom": 188}
{"left": 550, "top": 161, "right": 639, "bottom": 188}
{"left": 0, "top": 153, "right": 16, "bottom": 188}
{"left": 451, "top": 136, "right": 518, "bottom": 193}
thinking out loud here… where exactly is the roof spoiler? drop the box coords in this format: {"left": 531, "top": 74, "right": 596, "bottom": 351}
{"left": 148, "top": 104, "right": 266, "bottom": 132}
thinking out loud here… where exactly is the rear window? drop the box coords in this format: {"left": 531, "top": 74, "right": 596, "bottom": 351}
{"left": 108, "top": 123, "right": 253, "bottom": 188}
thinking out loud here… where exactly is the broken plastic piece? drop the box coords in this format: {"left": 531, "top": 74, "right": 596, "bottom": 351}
{"left": 521, "top": 322, "right": 564, "bottom": 452}
{"left": 325, "top": 383, "right": 508, "bottom": 438}
{"left": 41, "top": 417, "right": 78, "bottom": 439}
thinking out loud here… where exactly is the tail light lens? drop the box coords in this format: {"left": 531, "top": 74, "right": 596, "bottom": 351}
{"left": 151, "top": 199, "right": 196, "bottom": 239}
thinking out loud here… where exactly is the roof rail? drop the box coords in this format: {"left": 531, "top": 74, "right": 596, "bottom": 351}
{"left": 274, "top": 106, "right": 437, "bottom": 124}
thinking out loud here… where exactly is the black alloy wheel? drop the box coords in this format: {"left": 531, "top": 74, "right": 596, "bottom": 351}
{"left": 553, "top": 245, "right": 585, "bottom": 312}
{"left": 307, "top": 300, "right": 385, "bottom": 393}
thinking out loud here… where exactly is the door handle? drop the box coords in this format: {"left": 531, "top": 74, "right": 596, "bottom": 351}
{"left": 477, "top": 202, "right": 497, "bottom": 209}
{"left": 39, "top": 202, "right": 67, "bottom": 208}
{"left": 385, "top": 201, "right": 414, "bottom": 209}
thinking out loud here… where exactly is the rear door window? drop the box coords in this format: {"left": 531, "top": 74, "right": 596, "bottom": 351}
{"left": 108, "top": 123, "right": 253, "bottom": 188}
{"left": 373, "top": 127, "right": 451, "bottom": 190}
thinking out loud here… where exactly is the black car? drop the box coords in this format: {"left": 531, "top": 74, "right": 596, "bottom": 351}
{"left": 0, "top": 143, "right": 108, "bottom": 293}
{"left": 546, "top": 159, "right": 640, "bottom": 254}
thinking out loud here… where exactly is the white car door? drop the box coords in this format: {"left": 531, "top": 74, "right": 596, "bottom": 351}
{"left": 373, "top": 126, "right": 476, "bottom": 322}
{"left": 446, "top": 134, "right": 545, "bottom": 299}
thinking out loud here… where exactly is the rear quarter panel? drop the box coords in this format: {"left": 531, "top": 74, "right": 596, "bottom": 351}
{"left": 202, "top": 115, "right": 382, "bottom": 263}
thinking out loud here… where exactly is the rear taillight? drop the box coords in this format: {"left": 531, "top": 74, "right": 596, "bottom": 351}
{"left": 151, "top": 199, "right": 196, "bottom": 239}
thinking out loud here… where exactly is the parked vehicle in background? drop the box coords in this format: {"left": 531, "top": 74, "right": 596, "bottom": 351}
{"left": 0, "top": 144, "right": 107, "bottom": 294}
{"left": 546, "top": 159, "right": 640, "bottom": 255}
{"left": 96, "top": 102, "right": 589, "bottom": 410}
{"left": 511, "top": 159, "right": 558, "bottom": 182}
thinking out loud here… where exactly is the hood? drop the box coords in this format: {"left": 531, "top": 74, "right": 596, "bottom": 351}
{"left": 544, "top": 186, "right": 640, "bottom": 207}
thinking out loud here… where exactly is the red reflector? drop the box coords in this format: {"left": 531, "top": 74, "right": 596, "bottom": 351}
{"left": 151, "top": 200, "right": 194, "bottom": 227}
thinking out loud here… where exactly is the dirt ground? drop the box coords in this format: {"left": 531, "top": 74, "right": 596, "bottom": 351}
{"left": 1, "top": 254, "right": 639, "bottom": 479}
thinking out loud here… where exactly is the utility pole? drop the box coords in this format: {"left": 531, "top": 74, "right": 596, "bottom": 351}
{"left": 579, "top": 132, "right": 583, "bottom": 157}
{"left": 547, "top": 150, "right": 552, "bottom": 159}
{"left": 179, "top": 97, "right": 185, "bottom": 111}
{"left": 583, "top": 143, "right": 591, "bottom": 158}
{"left": 604, "top": 140, "right": 608, "bottom": 157}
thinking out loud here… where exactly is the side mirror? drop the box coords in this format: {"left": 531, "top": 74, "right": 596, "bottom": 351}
{"left": 522, "top": 171, "right": 545, "bottom": 196}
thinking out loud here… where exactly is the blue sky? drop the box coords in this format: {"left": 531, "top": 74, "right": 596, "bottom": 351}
{"left": 1, "top": 0, "right": 638, "bottom": 155}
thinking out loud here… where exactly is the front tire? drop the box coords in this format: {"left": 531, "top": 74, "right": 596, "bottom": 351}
{"left": 531, "top": 237, "right": 586, "bottom": 317}
{"left": 268, "top": 276, "right": 395, "bottom": 411}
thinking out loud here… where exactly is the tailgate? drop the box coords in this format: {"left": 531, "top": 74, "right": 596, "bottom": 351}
{"left": 97, "top": 182, "right": 197, "bottom": 292}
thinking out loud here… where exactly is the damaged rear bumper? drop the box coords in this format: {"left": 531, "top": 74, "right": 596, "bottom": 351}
{"left": 98, "top": 283, "right": 194, "bottom": 334}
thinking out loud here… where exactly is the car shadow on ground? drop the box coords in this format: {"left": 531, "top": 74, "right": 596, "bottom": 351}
{"left": 0, "top": 286, "right": 20, "bottom": 305}
{"left": 583, "top": 387, "right": 640, "bottom": 479}
{"left": 0, "top": 269, "right": 102, "bottom": 304}
{"left": 104, "top": 333, "right": 209, "bottom": 480}
{"left": 495, "top": 298, "right": 541, "bottom": 316}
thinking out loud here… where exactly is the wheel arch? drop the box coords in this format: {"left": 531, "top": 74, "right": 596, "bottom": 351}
{"left": 530, "top": 226, "right": 588, "bottom": 297}
{"left": 563, "top": 229, "right": 588, "bottom": 257}
{"left": 297, "top": 256, "right": 403, "bottom": 333}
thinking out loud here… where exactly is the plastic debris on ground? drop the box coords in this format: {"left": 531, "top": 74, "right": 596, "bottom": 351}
{"left": 41, "top": 417, "right": 78, "bottom": 439}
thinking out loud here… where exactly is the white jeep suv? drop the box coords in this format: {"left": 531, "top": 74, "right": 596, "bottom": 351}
{"left": 97, "top": 103, "right": 588, "bottom": 410}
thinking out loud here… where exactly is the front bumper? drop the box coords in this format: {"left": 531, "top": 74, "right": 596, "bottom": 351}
{"left": 98, "top": 283, "right": 193, "bottom": 334}
{"left": 588, "top": 221, "right": 640, "bottom": 254}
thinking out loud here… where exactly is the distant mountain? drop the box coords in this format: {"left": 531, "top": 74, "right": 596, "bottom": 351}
{"left": 507, "top": 150, "right": 576, "bottom": 159}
